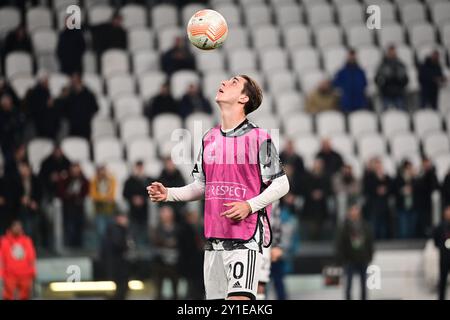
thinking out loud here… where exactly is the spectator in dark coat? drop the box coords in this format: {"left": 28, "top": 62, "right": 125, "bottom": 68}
{"left": 375, "top": 45, "right": 409, "bottom": 110}
{"left": 145, "top": 83, "right": 180, "bottom": 120}
{"left": 433, "top": 205, "right": 450, "bottom": 300}
{"left": 57, "top": 163, "right": 89, "bottom": 248}
{"left": 416, "top": 158, "right": 439, "bottom": 238}
{"left": 57, "top": 17, "right": 86, "bottom": 75}
{"left": 38, "top": 145, "right": 71, "bottom": 200}
{"left": 179, "top": 83, "right": 212, "bottom": 118}
{"left": 123, "top": 161, "right": 151, "bottom": 247}
{"left": 316, "top": 138, "right": 344, "bottom": 179}
{"left": 333, "top": 49, "right": 368, "bottom": 112}
{"left": 363, "top": 158, "right": 394, "bottom": 239}
{"left": 2, "top": 24, "right": 33, "bottom": 65}
{"left": 0, "top": 77, "right": 20, "bottom": 107}
{"left": 161, "top": 37, "right": 196, "bottom": 75}
{"left": 442, "top": 169, "right": 450, "bottom": 209}
{"left": 301, "top": 158, "right": 332, "bottom": 240}
{"left": 418, "top": 50, "right": 447, "bottom": 110}
{"left": 395, "top": 160, "right": 419, "bottom": 239}
{"left": 157, "top": 157, "right": 186, "bottom": 219}
{"left": 0, "top": 164, "right": 12, "bottom": 234}
{"left": 65, "top": 73, "right": 99, "bottom": 139}
{"left": 100, "top": 212, "right": 132, "bottom": 300}
{"left": 280, "top": 139, "right": 304, "bottom": 195}
{"left": 335, "top": 204, "right": 374, "bottom": 300}
{"left": 91, "top": 13, "right": 127, "bottom": 56}
{"left": 9, "top": 162, "right": 43, "bottom": 245}
{"left": 0, "top": 94, "right": 23, "bottom": 163}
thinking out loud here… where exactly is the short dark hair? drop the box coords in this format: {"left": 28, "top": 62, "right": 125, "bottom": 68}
{"left": 239, "top": 75, "right": 263, "bottom": 115}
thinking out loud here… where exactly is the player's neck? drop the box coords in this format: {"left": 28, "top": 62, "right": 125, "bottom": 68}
{"left": 221, "top": 110, "right": 246, "bottom": 131}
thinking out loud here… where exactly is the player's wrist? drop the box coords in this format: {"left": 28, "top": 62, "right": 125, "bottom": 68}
{"left": 245, "top": 201, "right": 254, "bottom": 214}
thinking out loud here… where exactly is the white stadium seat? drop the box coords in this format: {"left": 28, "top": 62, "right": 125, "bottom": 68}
{"left": 0, "top": 7, "right": 20, "bottom": 38}
{"left": 94, "top": 137, "right": 123, "bottom": 164}
{"left": 283, "top": 112, "right": 313, "bottom": 137}
{"left": 27, "top": 138, "right": 54, "bottom": 174}
{"left": 120, "top": 4, "right": 147, "bottom": 29}
{"left": 274, "top": 4, "right": 303, "bottom": 26}
{"left": 170, "top": 70, "right": 200, "bottom": 99}
{"left": 381, "top": 110, "right": 410, "bottom": 137}
{"left": 138, "top": 71, "right": 167, "bottom": 100}
{"left": 157, "top": 27, "right": 183, "bottom": 53}
{"left": 83, "top": 73, "right": 103, "bottom": 96}
{"left": 128, "top": 28, "right": 154, "bottom": 53}
{"left": 152, "top": 113, "right": 184, "bottom": 142}
{"left": 49, "top": 73, "right": 69, "bottom": 97}
{"left": 133, "top": 50, "right": 159, "bottom": 75}
{"left": 307, "top": 3, "right": 334, "bottom": 27}
{"left": 214, "top": 4, "right": 242, "bottom": 27}
{"left": 27, "top": 7, "right": 52, "bottom": 31}
{"left": 299, "top": 69, "right": 327, "bottom": 93}
{"left": 348, "top": 110, "right": 378, "bottom": 137}
{"left": 6, "top": 52, "right": 33, "bottom": 79}
{"left": 413, "top": 109, "right": 442, "bottom": 138}
{"left": 222, "top": 27, "right": 249, "bottom": 51}
{"left": 400, "top": 2, "right": 426, "bottom": 27}
{"left": 431, "top": 2, "right": 450, "bottom": 28}
{"left": 357, "top": 134, "right": 387, "bottom": 162}
{"left": 228, "top": 48, "right": 257, "bottom": 74}
{"left": 106, "top": 74, "right": 135, "bottom": 98}
{"left": 283, "top": 24, "right": 311, "bottom": 49}
{"left": 346, "top": 24, "right": 374, "bottom": 48}
{"left": 315, "top": 25, "right": 343, "bottom": 49}
{"left": 195, "top": 50, "right": 225, "bottom": 73}
{"left": 377, "top": 23, "right": 405, "bottom": 48}
{"left": 182, "top": 3, "right": 207, "bottom": 26}
{"left": 62, "top": 137, "right": 90, "bottom": 162}
{"left": 88, "top": 5, "right": 113, "bottom": 25}
{"left": 409, "top": 23, "right": 436, "bottom": 49}
{"left": 92, "top": 116, "right": 116, "bottom": 141}
{"left": 291, "top": 47, "right": 320, "bottom": 73}
{"left": 101, "top": 49, "right": 129, "bottom": 78}
{"left": 316, "top": 111, "right": 346, "bottom": 137}
{"left": 389, "top": 132, "right": 420, "bottom": 163}
{"left": 423, "top": 131, "right": 450, "bottom": 158}
{"left": 152, "top": 4, "right": 178, "bottom": 30}
{"left": 244, "top": 4, "right": 271, "bottom": 27}
{"left": 330, "top": 134, "right": 354, "bottom": 158}
{"left": 11, "top": 76, "right": 35, "bottom": 99}
{"left": 260, "top": 48, "right": 288, "bottom": 74}
{"left": 434, "top": 153, "right": 450, "bottom": 182}
{"left": 252, "top": 25, "right": 280, "bottom": 49}
{"left": 275, "top": 91, "right": 304, "bottom": 116}
{"left": 322, "top": 46, "right": 347, "bottom": 74}
{"left": 120, "top": 116, "right": 150, "bottom": 143}
{"left": 113, "top": 95, "right": 143, "bottom": 120}
{"left": 295, "top": 135, "right": 320, "bottom": 163}
{"left": 127, "top": 137, "right": 157, "bottom": 163}
{"left": 267, "top": 70, "right": 296, "bottom": 95}
{"left": 337, "top": 3, "right": 363, "bottom": 27}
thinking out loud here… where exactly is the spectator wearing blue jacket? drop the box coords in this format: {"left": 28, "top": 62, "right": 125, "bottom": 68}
{"left": 333, "top": 50, "right": 368, "bottom": 113}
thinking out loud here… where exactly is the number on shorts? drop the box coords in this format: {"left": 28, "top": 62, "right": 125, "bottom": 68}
{"left": 233, "top": 262, "right": 244, "bottom": 279}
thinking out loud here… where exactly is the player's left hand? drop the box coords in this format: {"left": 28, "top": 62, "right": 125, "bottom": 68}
{"left": 221, "top": 202, "right": 252, "bottom": 221}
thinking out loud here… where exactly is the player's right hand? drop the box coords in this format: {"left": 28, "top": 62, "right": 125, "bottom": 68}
{"left": 147, "top": 182, "right": 168, "bottom": 202}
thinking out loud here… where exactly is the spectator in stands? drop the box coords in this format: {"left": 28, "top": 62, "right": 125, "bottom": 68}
{"left": 280, "top": 139, "right": 304, "bottom": 195}
{"left": 177, "top": 209, "right": 204, "bottom": 300}
{"left": 418, "top": 50, "right": 447, "bottom": 110}
{"left": 100, "top": 212, "right": 133, "bottom": 300}
{"left": 316, "top": 138, "right": 344, "bottom": 179}
{"left": 90, "top": 165, "right": 117, "bottom": 240}
{"left": 395, "top": 160, "right": 419, "bottom": 239}
{"left": 161, "top": 37, "right": 196, "bottom": 75}
{"left": 123, "top": 161, "right": 151, "bottom": 247}
{"left": 433, "top": 205, "right": 450, "bottom": 300}
{"left": 144, "top": 83, "right": 180, "bottom": 120}
{"left": 157, "top": 157, "right": 186, "bottom": 218}
{"left": 0, "top": 164, "right": 11, "bottom": 234}
{"left": 10, "top": 162, "right": 43, "bottom": 246}
{"left": 151, "top": 205, "right": 180, "bottom": 300}
{"left": 305, "top": 79, "right": 339, "bottom": 114}
{"left": 335, "top": 204, "right": 374, "bottom": 300}
{"left": 91, "top": 12, "right": 127, "bottom": 56}
{"left": 442, "top": 169, "right": 450, "bottom": 209}
{"left": 3, "top": 143, "right": 28, "bottom": 183}
{"left": 65, "top": 73, "right": 99, "bottom": 139}
{"left": 333, "top": 49, "right": 368, "bottom": 112}
{"left": 416, "top": 158, "right": 439, "bottom": 238}
{"left": 57, "top": 16, "right": 86, "bottom": 75}
{"left": 0, "top": 77, "right": 20, "bottom": 107}
{"left": 363, "top": 157, "right": 393, "bottom": 239}
{"left": 375, "top": 45, "right": 409, "bottom": 110}
{"left": 38, "top": 145, "right": 71, "bottom": 201}
{"left": 25, "top": 72, "right": 53, "bottom": 138}
{"left": 0, "top": 220, "right": 36, "bottom": 300}
{"left": 0, "top": 94, "right": 23, "bottom": 164}
{"left": 57, "top": 162, "right": 89, "bottom": 248}
{"left": 301, "top": 158, "right": 332, "bottom": 240}
{"left": 1, "top": 24, "right": 33, "bottom": 68}
{"left": 179, "top": 83, "right": 212, "bottom": 119}
{"left": 333, "top": 164, "right": 361, "bottom": 206}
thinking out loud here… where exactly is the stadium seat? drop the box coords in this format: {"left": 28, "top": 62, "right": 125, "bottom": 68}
{"left": 222, "top": 26, "right": 249, "bottom": 51}
{"left": 181, "top": 3, "right": 207, "bottom": 26}
{"left": 423, "top": 131, "right": 450, "bottom": 158}
{"left": 252, "top": 25, "right": 281, "bottom": 49}
{"left": 434, "top": 153, "right": 450, "bottom": 182}
{"left": 36, "top": 53, "right": 59, "bottom": 74}
{"left": 152, "top": 113, "right": 184, "bottom": 142}
{"left": 83, "top": 73, "right": 103, "bottom": 96}
{"left": 171, "top": 70, "right": 200, "bottom": 99}
{"left": 409, "top": 23, "right": 436, "bottom": 49}
{"left": 381, "top": 110, "right": 410, "bottom": 137}
{"left": 267, "top": 70, "right": 296, "bottom": 95}
{"left": 144, "top": 158, "right": 163, "bottom": 178}
{"left": 0, "top": 7, "right": 20, "bottom": 38}
{"left": 92, "top": 116, "right": 116, "bottom": 141}
{"left": 157, "top": 27, "right": 183, "bottom": 53}
{"left": 88, "top": 5, "right": 113, "bottom": 26}
{"left": 128, "top": 28, "right": 154, "bottom": 53}
{"left": 214, "top": 4, "right": 242, "bottom": 27}
{"left": 389, "top": 132, "right": 420, "bottom": 163}
{"left": 101, "top": 49, "right": 129, "bottom": 78}
{"left": 295, "top": 135, "right": 320, "bottom": 164}
{"left": 106, "top": 74, "right": 135, "bottom": 98}
{"left": 330, "top": 134, "right": 354, "bottom": 158}
{"left": 138, "top": 71, "right": 167, "bottom": 100}
{"left": 113, "top": 95, "right": 143, "bottom": 120}
{"left": 120, "top": 116, "right": 150, "bottom": 143}
{"left": 127, "top": 137, "right": 157, "bottom": 163}
{"left": 120, "top": 4, "right": 147, "bottom": 29}
{"left": 357, "top": 134, "right": 387, "bottom": 162}
{"left": 26, "top": 7, "right": 52, "bottom": 31}
{"left": 396, "top": 45, "right": 415, "bottom": 68}
{"left": 346, "top": 24, "right": 374, "bottom": 48}
{"left": 275, "top": 91, "right": 304, "bottom": 116}
{"left": 152, "top": 4, "right": 178, "bottom": 30}
{"left": 316, "top": 111, "right": 346, "bottom": 137}
{"left": 377, "top": 23, "right": 405, "bottom": 48}
{"left": 377, "top": 2, "right": 397, "bottom": 24}
{"left": 185, "top": 112, "right": 215, "bottom": 138}
{"left": 80, "top": 161, "right": 95, "bottom": 180}
{"left": 132, "top": 50, "right": 159, "bottom": 76}
{"left": 61, "top": 137, "right": 90, "bottom": 162}
{"left": 322, "top": 46, "right": 347, "bottom": 74}
{"left": 400, "top": 2, "right": 426, "bottom": 27}
{"left": 5, "top": 52, "right": 33, "bottom": 79}
{"left": 106, "top": 160, "right": 129, "bottom": 200}
{"left": 27, "top": 138, "right": 54, "bottom": 174}
{"left": 228, "top": 48, "right": 257, "bottom": 74}
{"left": 439, "top": 89, "right": 450, "bottom": 115}
{"left": 94, "top": 137, "right": 123, "bottom": 164}
{"left": 298, "top": 69, "right": 327, "bottom": 93}
{"left": 203, "top": 70, "right": 229, "bottom": 99}
{"left": 97, "top": 96, "right": 111, "bottom": 118}
{"left": 413, "top": 109, "right": 442, "bottom": 138}
{"left": 244, "top": 4, "right": 271, "bottom": 27}
{"left": 357, "top": 46, "right": 381, "bottom": 74}
{"left": 431, "top": 2, "right": 450, "bottom": 28}
{"left": 32, "top": 28, "right": 58, "bottom": 54}
{"left": 49, "top": 73, "right": 69, "bottom": 97}
{"left": 314, "top": 25, "right": 343, "bottom": 49}
{"left": 307, "top": 3, "right": 334, "bottom": 27}
{"left": 283, "top": 112, "right": 313, "bottom": 137}
{"left": 343, "top": 154, "right": 363, "bottom": 179}
{"left": 349, "top": 110, "right": 378, "bottom": 137}
{"left": 83, "top": 51, "right": 97, "bottom": 74}
{"left": 195, "top": 50, "right": 225, "bottom": 73}
{"left": 337, "top": 3, "right": 363, "bottom": 27}
{"left": 283, "top": 24, "right": 311, "bottom": 49}
{"left": 291, "top": 47, "right": 320, "bottom": 73}
{"left": 260, "top": 48, "right": 288, "bottom": 74}
{"left": 11, "top": 75, "right": 35, "bottom": 99}
{"left": 274, "top": 3, "right": 303, "bottom": 26}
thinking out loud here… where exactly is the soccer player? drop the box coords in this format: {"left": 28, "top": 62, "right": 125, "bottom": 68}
{"left": 147, "top": 75, "right": 290, "bottom": 300}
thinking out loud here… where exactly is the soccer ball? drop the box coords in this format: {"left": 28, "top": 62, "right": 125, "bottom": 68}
{"left": 187, "top": 9, "right": 228, "bottom": 50}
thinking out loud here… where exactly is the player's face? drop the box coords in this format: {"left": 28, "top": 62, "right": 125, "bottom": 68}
{"left": 215, "top": 76, "right": 248, "bottom": 106}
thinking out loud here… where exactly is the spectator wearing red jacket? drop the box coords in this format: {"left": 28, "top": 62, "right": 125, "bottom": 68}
{"left": 0, "top": 220, "right": 36, "bottom": 300}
